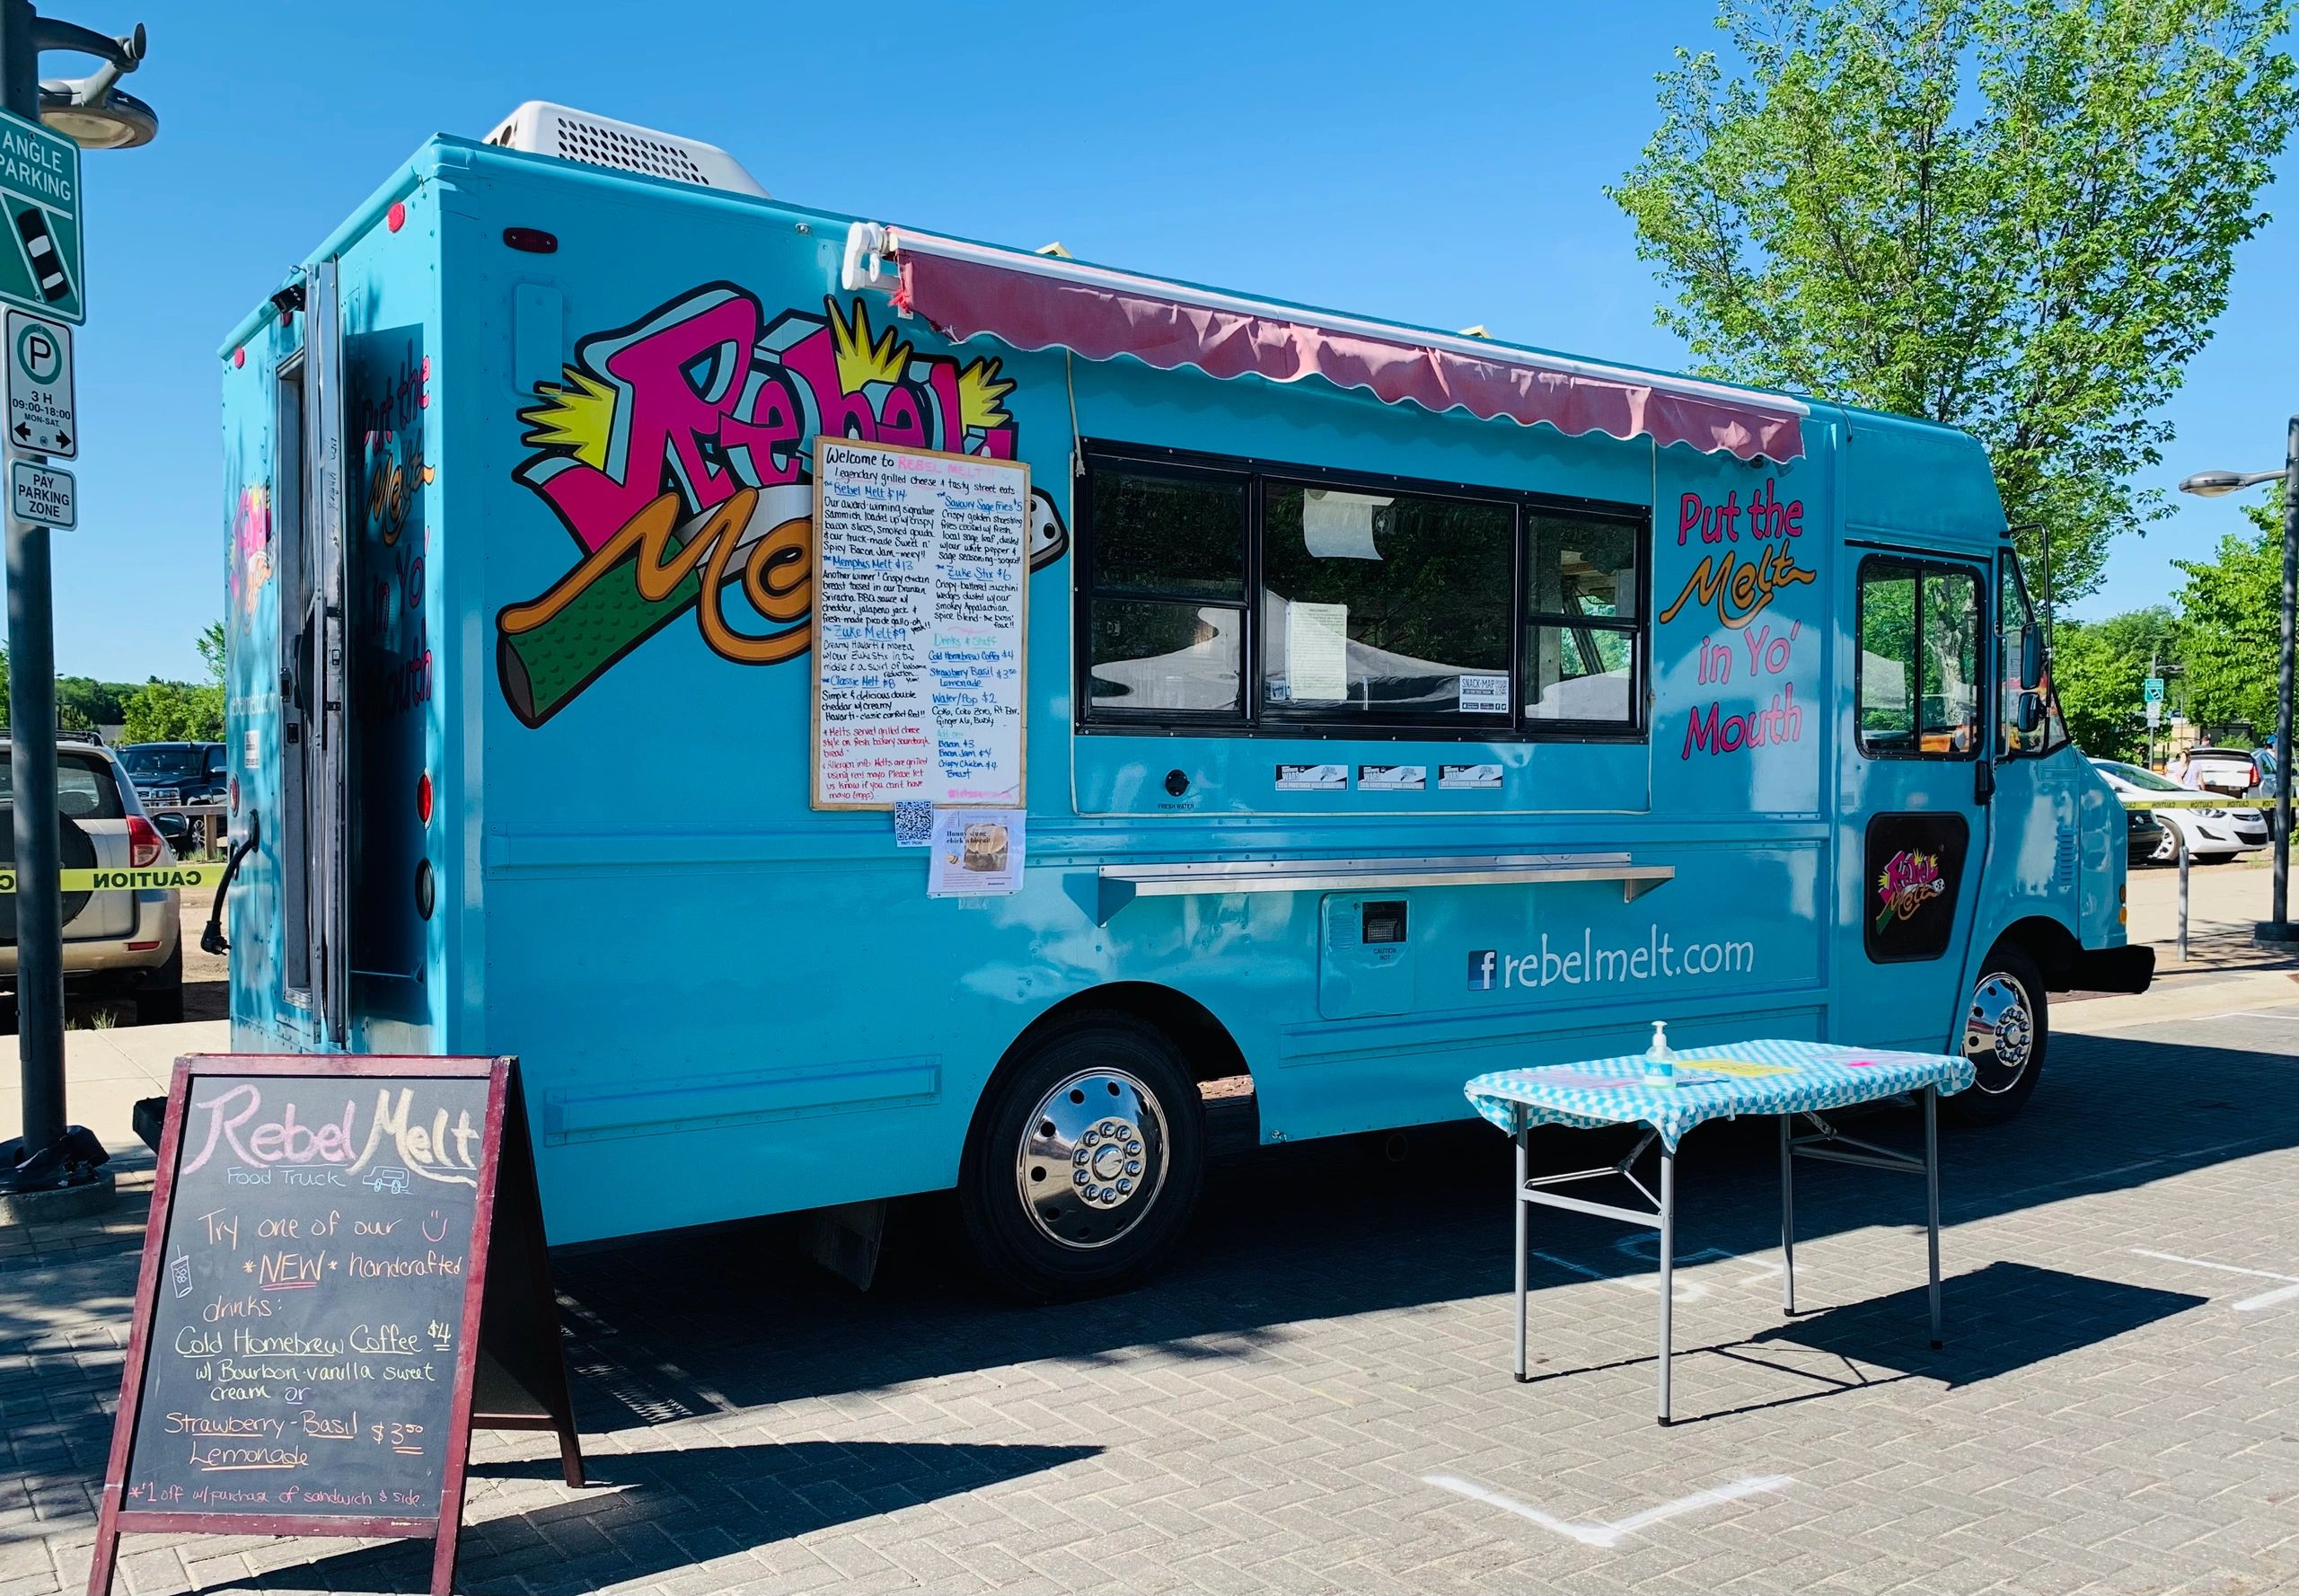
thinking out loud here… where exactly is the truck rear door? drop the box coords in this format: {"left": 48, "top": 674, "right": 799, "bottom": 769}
{"left": 276, "top": 258, "right": 352, "bottom": 1042}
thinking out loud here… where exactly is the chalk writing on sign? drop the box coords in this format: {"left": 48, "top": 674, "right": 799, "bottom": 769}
{"left": 118, "top": 1075, "right": 487, "bottom": 1521}
{"left": 815, "top": 441, "right": 1028, "bottom": 808}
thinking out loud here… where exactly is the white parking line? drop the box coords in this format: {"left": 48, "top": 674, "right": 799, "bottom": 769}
{"left": 1528, "top": 1242, "right": 1788, "bottom": 1304}
{"left": 1423, "top": 1472, "right": 1794, "bottom": 1549}
{"left": 2130, "top": 1248, "right": 2299, "bottom": 1311}
{"left": 1533, "top": 1248, "right": 1710, "bottom": 1301}
{"left": 2110, "top": 1003, "right": 2299, "bottom": 1028}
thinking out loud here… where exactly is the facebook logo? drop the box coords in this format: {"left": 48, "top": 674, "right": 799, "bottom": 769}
{"left": 1467, "top": 949, "right": 1498, "bottom": 991}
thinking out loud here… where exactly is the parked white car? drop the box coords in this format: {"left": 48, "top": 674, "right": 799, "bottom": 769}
{"left": 0, "top": 733, "right": 184, "bottom": 1021}
{"left": 2091, "top": 758, "right": 2268, "bottom": 864}
{"left": 2182, "top": 745, "right": 2264, "bottom": 799}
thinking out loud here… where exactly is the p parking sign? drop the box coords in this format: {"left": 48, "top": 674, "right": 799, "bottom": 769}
{"left": 0, "top": 109, "right": 82, "bottom": 324}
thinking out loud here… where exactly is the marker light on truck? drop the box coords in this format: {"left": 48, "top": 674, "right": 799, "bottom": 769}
{"left": 417, "top": 771, "right": 434, "bottom": 825}
{"left": 127, "top": 816, "right": 163, "bottom": 869}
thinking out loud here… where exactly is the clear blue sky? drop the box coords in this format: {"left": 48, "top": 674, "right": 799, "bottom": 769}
{"left": 39, "top": 0, "right": 2297, "bottom": 683}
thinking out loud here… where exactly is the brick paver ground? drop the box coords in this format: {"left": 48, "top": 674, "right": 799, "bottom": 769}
{"left": 6, "top": 1001, "right": 2297, "bottom": 1595}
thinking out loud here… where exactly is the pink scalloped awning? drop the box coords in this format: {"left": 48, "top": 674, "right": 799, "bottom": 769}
{"left": 894, "top": 247, "right": 1803, "bottom": 463}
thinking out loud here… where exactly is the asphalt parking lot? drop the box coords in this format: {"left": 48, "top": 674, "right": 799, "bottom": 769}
{"left": 7, "top": 990, "right": 2299, "bottom": 1595}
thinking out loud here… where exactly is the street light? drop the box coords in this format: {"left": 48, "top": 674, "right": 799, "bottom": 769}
{"left": 2179, "top": 414, "right": 2299, "bottom": 948}
{"left": 0, "top": 4, "right": 154, "bottom": 1213}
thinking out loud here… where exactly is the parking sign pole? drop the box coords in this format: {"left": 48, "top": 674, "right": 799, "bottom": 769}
{"left": 0, "top": 0, "right": 75, "bottom": 1191}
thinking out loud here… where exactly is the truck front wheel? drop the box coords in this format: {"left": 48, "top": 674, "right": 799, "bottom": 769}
{"left": 1946, "top": 939, "right": 2047, "bottom": 1125}
{"left": 959, "top": 1012, "right": 1205, "bottom": 1301}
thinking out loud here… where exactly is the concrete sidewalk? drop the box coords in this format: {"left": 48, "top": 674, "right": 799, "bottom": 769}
{"left": 0, "top": 1018, "right": 229, "bottom": 1160}
{"left": 0, "top": 1020, "right": 226, "bottom": 1273}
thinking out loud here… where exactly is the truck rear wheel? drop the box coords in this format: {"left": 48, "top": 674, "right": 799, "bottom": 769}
{"left": 959, "top": 1012, "right": 1204, "bottom": 1301}
{"left": 1946, "top": 939, "right": 2047, "bottom": 1126}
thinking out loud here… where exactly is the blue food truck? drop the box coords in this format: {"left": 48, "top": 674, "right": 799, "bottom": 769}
{"left": 217, "top": 104, "right": 2150, "bottom": 1298}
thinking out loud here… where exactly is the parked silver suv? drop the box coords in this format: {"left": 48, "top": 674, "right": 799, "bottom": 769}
{"left": 0, "top": 734, "right": 183, "bottom": 1022}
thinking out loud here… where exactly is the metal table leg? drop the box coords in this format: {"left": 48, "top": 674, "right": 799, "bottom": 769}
{"left": 1513, "top": 1120, "right": 1529, "bottom": 1381}
{"left": 1925, "top": 1085, "right": 1942, "bottom": 1348}
{"left": 1779, "top": 1113, "right": 1796, "bottom": 1316}
{"left": 1657, "top": 1144, "right": 1675, "bottom": 1425}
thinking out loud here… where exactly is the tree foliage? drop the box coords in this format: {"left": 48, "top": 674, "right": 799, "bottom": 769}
{"left": 1612, "top": 0, "right": 2299, "bottom": 602}
{"left": 120, "top": 678, "right": 224, "bottom": 745}
{"left": 2173, "top": 482, "right": 2285, "bottom": 737}
{"left": 2048, "top": 605, "right": 2173, "bottom": 757}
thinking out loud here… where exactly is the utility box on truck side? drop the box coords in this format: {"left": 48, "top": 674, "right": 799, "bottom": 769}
{"left": 219, "top": 120, "right": 2145, "bottom": 1298}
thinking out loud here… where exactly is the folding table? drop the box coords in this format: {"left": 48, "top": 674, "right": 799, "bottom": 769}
{"left": 1464, "top": 1038, "right": 1975, "bottom": 1424}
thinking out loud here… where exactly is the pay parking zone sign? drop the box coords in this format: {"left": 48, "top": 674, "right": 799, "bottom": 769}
{"left": 12, "top": 457, "right": 73, "bottom": 526}
{"left": 0, "top": 110, "right": 81, "bottom": 323}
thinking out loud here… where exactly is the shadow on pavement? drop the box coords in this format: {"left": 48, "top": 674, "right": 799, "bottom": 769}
{"left": 199, "top": 1440, "right": 1100, "bottom": 1594}
{"left": 550, "top": 1028, "right": 2291, "bottom": 1433}
{"left": 1755, "top": 1259, "right": 2205, "bottom": 1385}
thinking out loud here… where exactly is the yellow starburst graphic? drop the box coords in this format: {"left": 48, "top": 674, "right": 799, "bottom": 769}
{"left": 520, "top": 366, "right": 618, "bottom": 470}
{"left": 830, "top": 296, "right": 912, "bottom": 394}
{"left": 957, "top": 357, "right": 1014, "bottom": 431}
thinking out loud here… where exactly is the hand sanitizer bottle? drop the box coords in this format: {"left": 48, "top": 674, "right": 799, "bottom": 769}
{"left": 1643, "top": 1020, "right": 1677, "bottom": 1087}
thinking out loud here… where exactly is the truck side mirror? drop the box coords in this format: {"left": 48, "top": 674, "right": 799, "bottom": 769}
{"left": 2016, "top": 689, "right": 2044, "bottom": 736}
{"left": 2020, "top": 622, "right": 2043, "bottom": 688}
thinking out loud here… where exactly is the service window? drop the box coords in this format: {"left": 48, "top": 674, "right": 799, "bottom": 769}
{"left": 1857, "top": 556, "right": 1982, "bottom": 759}
{"left": 1082, "top": 466, "right": 1250, "bottom": 719}
{"left": 1525, "top": 512, "right": 1642, "bottom": 728}
{"left": 1261, "top": 483, "right": 1513, "bottom": 723}
{"left": 1077, "top": 443, "right": 1649, "bottom": 739}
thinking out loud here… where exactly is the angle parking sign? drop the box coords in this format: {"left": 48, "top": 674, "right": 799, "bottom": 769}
{"left": 0, "top": 110, "right": 82, "bottom": 324}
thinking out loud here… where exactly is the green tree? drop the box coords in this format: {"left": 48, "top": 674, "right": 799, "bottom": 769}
{"left": 196, "top": 620, "right": 225, "bottom": 687}
{"left": 54, "top": 676, "right": 137, "bottom": 728}
{"left": 2174, "top": 481, "right": 2284, "bottom": 737}
{"left": 1611, "top": 0, "right": 2299, "bottom": 602}
{"left": 120, "top": 679, "right": 224, "bottom": 745}
{"left": 2048, "top": 606, "right": 2173, "bottom": 757}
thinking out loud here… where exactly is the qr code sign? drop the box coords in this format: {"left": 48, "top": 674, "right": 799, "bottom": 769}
{"left": 893, "top": 801, "right": 935, "bottom": 848}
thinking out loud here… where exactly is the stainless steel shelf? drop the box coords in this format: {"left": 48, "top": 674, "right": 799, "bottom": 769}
{"left": 1091, "top": 852, "right": 1674, "bottom": 923}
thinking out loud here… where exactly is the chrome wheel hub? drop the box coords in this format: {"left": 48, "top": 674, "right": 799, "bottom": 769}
{"left": 1965, "top": 972, "right": 2034, "bottom": 1092}
{"left": 1017, "top": 1068, "right": 1170, "bottom": 1250}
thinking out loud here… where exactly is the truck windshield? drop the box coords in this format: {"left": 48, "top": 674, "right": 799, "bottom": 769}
{"left": 121, "top": 745, "right": 204, "bottom": 779}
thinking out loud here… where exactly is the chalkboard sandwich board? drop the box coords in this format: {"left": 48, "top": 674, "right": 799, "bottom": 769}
{"left": 88, "top": 1056, "right": 583, "bottom": 1596}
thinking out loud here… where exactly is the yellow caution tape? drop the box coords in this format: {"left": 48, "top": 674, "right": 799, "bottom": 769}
{"left": 0, "top": 862, "right": 231, "bottom": 894}
{"left": 2119, "top": 796, "right": 2277, "bottom": 810}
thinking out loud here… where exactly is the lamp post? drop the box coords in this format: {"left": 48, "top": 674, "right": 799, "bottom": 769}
{"left": 0, "top": 3, "right": 154, "bottom": 1210}
{"left": 2179, "top": 413, "right": 2299, "bottom": 947}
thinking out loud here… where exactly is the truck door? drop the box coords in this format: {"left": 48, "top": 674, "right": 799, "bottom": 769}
{"left": 1839, "top": 548, "right": 1991, "bottom": 1052}
{"left": 277, "top": 258, "right": 351, "bottom": 1044}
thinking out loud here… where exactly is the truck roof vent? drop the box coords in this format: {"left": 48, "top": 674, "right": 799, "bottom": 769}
{"left": 481, "top": 101, "right": 768, "bottom": 198}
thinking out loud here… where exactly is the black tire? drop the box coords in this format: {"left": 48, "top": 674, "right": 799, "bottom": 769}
{"left": 136, "top": 940, "right": 184, "bottom": 1026}
{"left": 1944, "top": 939, "right": 2047, "bottom": 1126}
{"left": 959, "top": 1011, "right": 1205, "bottom": 1301}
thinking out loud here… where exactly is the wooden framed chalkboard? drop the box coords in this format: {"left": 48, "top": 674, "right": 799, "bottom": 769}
{"left": 87, "top": 1056, "right": 582, "bottom": 1596}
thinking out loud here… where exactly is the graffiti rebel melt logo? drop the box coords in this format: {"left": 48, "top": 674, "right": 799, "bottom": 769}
{"left": 497, "top": 286, "right": 1070, "bottom": 727}
{"left": 1874, "top": 849, "right": 1945, "bottom": 933}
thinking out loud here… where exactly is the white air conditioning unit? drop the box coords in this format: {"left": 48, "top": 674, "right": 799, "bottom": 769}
{"left": 482, "top": 101, "right": 768, "bottom": 197}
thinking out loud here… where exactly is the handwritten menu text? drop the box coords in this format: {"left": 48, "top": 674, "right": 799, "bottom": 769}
{"left": 815, "top": 441, "right": 1027, "bottom": 808}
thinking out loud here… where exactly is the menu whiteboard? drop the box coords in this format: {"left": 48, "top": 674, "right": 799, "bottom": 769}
{"left": 812, "top": 439, "right": 1030, "bottom": 809}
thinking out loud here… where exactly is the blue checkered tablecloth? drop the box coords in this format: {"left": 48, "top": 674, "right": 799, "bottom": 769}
{"left": 1464, "top": 1037, "right": 1973, "bottom": 1151}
